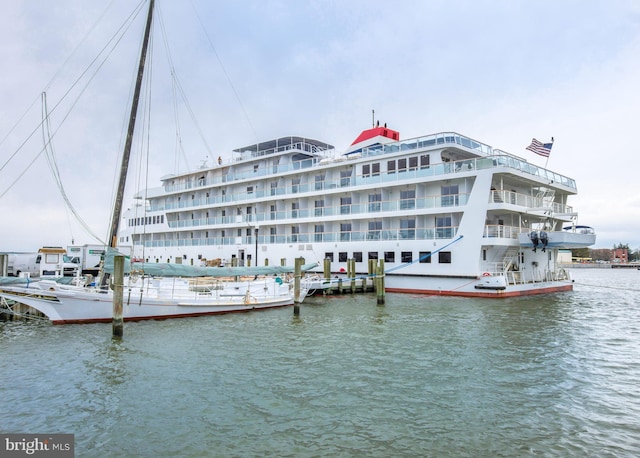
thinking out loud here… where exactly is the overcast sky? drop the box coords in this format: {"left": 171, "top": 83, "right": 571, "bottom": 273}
{"left": 1, "top": 0, "right": 639, "bottom": 252}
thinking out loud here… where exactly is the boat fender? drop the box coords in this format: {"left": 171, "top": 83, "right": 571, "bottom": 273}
{"left": 482, "top": 272, "right": 491, "bottom": 277}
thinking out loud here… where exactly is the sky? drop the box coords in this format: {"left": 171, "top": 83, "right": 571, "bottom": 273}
{"left": 1, "top": 0, "right": 639, "bottom": 252}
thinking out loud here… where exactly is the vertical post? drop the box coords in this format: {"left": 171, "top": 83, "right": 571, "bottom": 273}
{"left": 0, "top": 254, "right": 7, "bottom": 277}
{"left": 376, "top": 259, "right": 385, "bottom": 305}
{"left": 112, "top": 255, "right": 124, "bottom": 339}
{"left": 369, "top": 259, "right": 376, "bottom": 292}
{"left": 293, "top": 257, "right": 302, "bottom": 315}
{"left": 349, "top": 259, "right": 356, "bottom": 294}
{"left": 254, "top": 226, "right": 259, "bottom": 266}
{"left": 323, "top": 258, "right": 331, "bottom": 295}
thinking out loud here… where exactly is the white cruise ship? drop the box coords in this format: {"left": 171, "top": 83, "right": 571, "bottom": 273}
{"left": 119, "top": 125, "right": 595, "bottom": 297}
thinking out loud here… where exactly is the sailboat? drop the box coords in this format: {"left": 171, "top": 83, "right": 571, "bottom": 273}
{"left": 0, "top": 0, "right": 313, "bottom": 324}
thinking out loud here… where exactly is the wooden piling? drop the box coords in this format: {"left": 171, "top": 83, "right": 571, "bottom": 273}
{"left": 112, "top": 255, "right": 124, "bottom": 339}
{"left": 293, "top": 257, "right": 303, "bottom": 315}
{"left": 323, "top": 258, "right": 331, "bottom": 295}
{"left": 376, "top": 259, "right": 385, "bottom": 305}
{"left": 349, "top": 259, "right": 356, "bottom": 294}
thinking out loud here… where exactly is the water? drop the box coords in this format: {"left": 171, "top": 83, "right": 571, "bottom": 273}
{"left": 2, "top": 268, "right": 640, "bottom": 457}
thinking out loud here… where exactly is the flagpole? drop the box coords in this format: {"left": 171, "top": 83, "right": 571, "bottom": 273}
{"left": 544, "top": 138, "right": 553, "bottom": 169}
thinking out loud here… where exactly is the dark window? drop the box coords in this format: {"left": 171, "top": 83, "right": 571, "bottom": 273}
{"left": 419, "top": 251, "right": 432, "bottom": 263}
{"left": 362, "top": 164, "right": 370, "bottom": 176}
{"left": 420, "top": 155, "right": 430, "bottom": 168}
{"left": 387, "top": 160, "right": 396, "bottom": 174}
{"left": 325, "top": 252, "right": 334, "bottom": 262}
{"left": 353, "top": 252, "right": 363, "bottom": 262}
{"left": 368, "top": 221, "right": 381, "bottom": 240}
{"left": 400, "top": 189, "right": 416, "bottom": 209}
{"left": 340, "top": 169, "right": 352, "bottom": 187}
{"left": 401, "top": 251, "right": 413, "bottom": 263}
{"left": 398, "top": 158, "right": 407, "bottom": 171}
{"left": 400, "top": 219, "right": 416, "bottom": 239}
{"left": 340, "top": 223, "right": 352, "bottom": 241}
{"left": 340, "top": 197, "right": 352, "bottom": 215}
{"left": 384, "top": 251, "right": 395, "bottom": 262}
{"left": 368, "top": 252, "right": 379, "bottom": 260}
{"left": 436, "top": 216, "right": 453, "bottom": 238}
{"left": 339, "top": 252, "right": 348, "bottom": 262}
{"left": 368, "top": 193, "right": 381, "bottom": 212}
{"left": 441, "top": 185, "right": 459, "bottom": 207}
{"left": 372, "top": 163, "right": 380, "bottom": 176}
{"left": 439, "top": 251, "right": 452, "bottom": 263}
{"left": 409, "top": 156, "right": 418, "bottom": 170}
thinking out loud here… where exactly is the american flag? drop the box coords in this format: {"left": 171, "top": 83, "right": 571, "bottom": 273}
{"left": 526, "top": 138, "right": 553, "bottom": 157}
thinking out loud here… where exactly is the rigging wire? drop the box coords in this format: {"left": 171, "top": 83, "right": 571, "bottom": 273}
{"left": 0, "top": 0, "right": 148, "bottom": 199}
{"left": 40, "top": 92, "right": 105, "bottom": 244}
{"left": 0, "top": 0, "right": 120, "bottom": 152}
{"left": 188, "top": 0, "right": 260, "bottom": 143}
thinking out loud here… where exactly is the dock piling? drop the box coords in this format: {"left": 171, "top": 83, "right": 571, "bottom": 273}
{"left": 112, "top": 255, "right": 124, "bottom": 339}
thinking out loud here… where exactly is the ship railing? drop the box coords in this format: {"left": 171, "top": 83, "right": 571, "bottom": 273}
{"left": 140, "top": 226, "right": 460, "bottom": 248}
{"left": 483, "top": 225, "right": 520, "bottom": 239}
{"left": 151, "top": 154, "right": 575, "bottom": 211}
{"left": 489, "top": 189, "right": 574, "bottom": 214}
{"left": 504, "top": 267, "right": 571, "bottom": 285}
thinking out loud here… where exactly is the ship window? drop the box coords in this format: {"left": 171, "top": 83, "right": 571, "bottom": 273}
{"left": 384, "top": 251, "right": 395, "bottom": 262}
{"left": 353, "top": 252, "right": 363, "bottom": 262}
{"left": 291, "top": 226, "right": 299, "bottom": 242}
{"left": 315, "top": 174, "right": 325, "bottom": 190}
{"left": 439, "top": 251, "right": 452, "bottom": 263}
{"left": 292, "top": 177, "right": 301, "bottom": 193}
{"left": 398, "top": 158, "right": 407, "bottom": 172}
{"left": 247, "top": 186, "right": 253, "bottom": 194}
{"left": 362, "top": 164, "right": 370, "bottom": 177}
{"left": 271, "top": 181, "right": 278, "bottom": 196}
{"left": 254, "top": 164, "right": 259, "bottom": 172}
{"left": 441, "top": 185, "right": 459, "bottom": 207}
{"left": 339, "top": 252, "right": 348, "bottom": 262}
{"left": 400, "top": 219, "right": 416, "bottom": 239}
{"left": 368, "top": 252, "right": 378, "bottom": 260}
{"left": 340, "top": 170, "right": 352, "bottom": 187}
{"left": 292, "top": 202, "right": 299, "bottom": 218}
{"left": 270, "top": 227, "right": 276, "bottom": 243}
{"left": 315, "top": 199, "right": 324, "bottom": 216}
{"left": 420, "top": 155, "right": 430, "bottom": 169}
{"left": 372, "top": 163, "right": 380, "bottom": 176}
{"left": 419, "top": 251, "right": 432, "bottom": 263}
{"left": 340, "top": 197, "right": 352, "bottom": 215}
{"left": 340, "top": 223, "right": 352, "bottom": 241}
{"left": 387, "top": 160, "right": 396, "bottom": 174}
{"left": 400, "top": 190, "right": 416, "bottom": 209}
{"left": 436, "top": 216, "right": 453, "bottom": 238}
{"left": 409, "top": 156, "right": 418, "bottom": 170}
{"left": 368, "top": 193, "right": 381, "bottom": 212}
{"left": 401, "top": 252, "right": 413, "bottom": 263}
{"left": 368, "top": 221, "right": 381, "bottom": 240}
{"left": 314, "top": 224, "right": 324, "bottom": 242}
{"left": 325, "top": 252, "right": 334, "bottom": 262}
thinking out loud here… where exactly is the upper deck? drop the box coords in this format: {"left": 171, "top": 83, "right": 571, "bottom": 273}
{"left": 150, "top": 130, "right": 576, "bottom": 197}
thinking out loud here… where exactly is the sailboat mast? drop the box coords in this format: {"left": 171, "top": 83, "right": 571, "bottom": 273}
{"left": 106, "top": 0, "right": 155, "bottom": 249}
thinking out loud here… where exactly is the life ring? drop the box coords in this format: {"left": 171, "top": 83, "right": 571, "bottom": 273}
{"left": 482, "top": 272, "right": 491, "bottom": 277}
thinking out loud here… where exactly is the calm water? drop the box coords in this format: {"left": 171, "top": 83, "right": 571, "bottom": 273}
{"left": 1, "top": 268, "right": 639, "bottom": 457}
